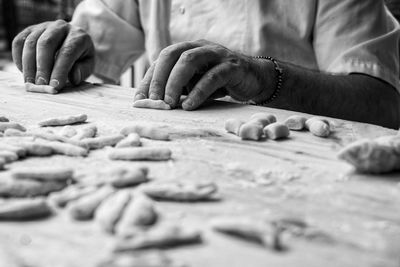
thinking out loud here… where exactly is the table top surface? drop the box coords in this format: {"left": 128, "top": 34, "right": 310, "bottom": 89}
{"left": 0, "top": 71, "right": 399, "bottom": 267}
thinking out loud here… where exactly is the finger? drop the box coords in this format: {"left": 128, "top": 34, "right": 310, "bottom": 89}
{"left": 182, "top": 62, "right": 237, "bottom": 110}
{"left": 148, "top": 41, "right": 202, "bottom": 100}
{"left": 134, "top": 61, "right": 156, "bottom": 101}
{"left": 50, "top": 29, "right": 92, "bottom": 90}
{"left": 68, "top": 56, "right": 95, "bottom": 85}
{"left": 164, "top": 47, "right": 220, "bottom": 108}
{"left": 36, "top": 20, "right": 70, "bottom": 88}
{"left": 12, "top": 27, "right": 33, "bottom": 72}
{"left": 22, "top": 27, "right": 47, "bottom": 83}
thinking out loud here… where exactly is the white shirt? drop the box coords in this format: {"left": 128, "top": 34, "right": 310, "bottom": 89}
{"left": 72, "top": 0, "right": 400, "bottom": 91}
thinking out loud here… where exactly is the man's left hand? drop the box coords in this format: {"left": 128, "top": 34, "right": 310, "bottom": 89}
{"left": 134, "top": 39, "right": 274, "bottom": 110}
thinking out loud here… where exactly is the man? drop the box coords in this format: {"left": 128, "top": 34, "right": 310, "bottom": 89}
{"left": 11, "top": 0, "right": 400, "bottom": 128}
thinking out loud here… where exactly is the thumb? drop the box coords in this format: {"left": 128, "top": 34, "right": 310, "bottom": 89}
{"left": 69, "top": 57, "right": 94, "bottom": 85}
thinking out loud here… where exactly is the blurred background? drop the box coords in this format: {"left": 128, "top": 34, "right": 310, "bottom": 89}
{"left": 0, "top": 0, "right": 399, "bottom": 82}
{"left": 0, "top": 0, "right": 82, "bottom": 73}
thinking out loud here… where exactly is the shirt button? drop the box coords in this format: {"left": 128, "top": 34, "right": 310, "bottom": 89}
{"left": 179, "top": 5, "right": 185, "bottom": 14}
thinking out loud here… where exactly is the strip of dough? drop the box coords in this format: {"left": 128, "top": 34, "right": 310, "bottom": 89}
{"left": 133, "top": 99, "right": 171, "bottom": 110}
{"left": 25, "top": 82, "right": 57, "bottom": 94}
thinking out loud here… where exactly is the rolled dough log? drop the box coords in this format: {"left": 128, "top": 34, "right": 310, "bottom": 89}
{"left": 25, "top": 82, "right": 57, "bottom": 94}
{"left": 133, "top": 99, "right": 171, "bottom": 110}
{"left": 114, "top": 224, "right": 202, "bottom": 251}
{"left": 141, "top": 181, "right": 218, "bottom": 201}
{"left": 38, "top": 114, "right": 87, "bottom": 127}
{"left": 0, "top": 198, "right": 52, "bottom": 220}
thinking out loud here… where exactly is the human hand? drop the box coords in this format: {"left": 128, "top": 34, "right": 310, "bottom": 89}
{"left": 12, "top": 20, "right": 95, "bottom": 91}
{"left": 134, "top": 39, "right": 274, "bottom": 110}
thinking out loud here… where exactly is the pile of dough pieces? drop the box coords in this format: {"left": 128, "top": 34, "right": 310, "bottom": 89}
{"left": 0, "top": 113, "right": 332, "bottom": 266}
{"left": 225, "top": 113, "right": 332, "bottom": 141}
{"left": 0, "top": 114, "right": 175, "bottom": 168}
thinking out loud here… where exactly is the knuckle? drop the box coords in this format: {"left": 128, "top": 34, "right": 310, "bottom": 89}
{"left": 180, "top": 51, "right": 197, "bottom": 64}
{"left": 207, "top": 71, "right": 220, "bottom": 83}
{"left": 37, "top": 35, "right": 54, "bottom": 48}
{"left": 24, "top": 37, "right": 37, "bottom": 50}
{"left": 54, "top": 19, "right": 67, "bottom": 26}
{"left": 159, "top": 47, "right": 176, "bottom": 59}
{"left": 196, "top": 39, "right": 209, "bottom": 45}
{"left": 59, "top": 44, "right": 76, "bottom": 58}
{"left": 12, "top": 35, "right": 24, "bottom": 49}
{"left": 150, "top": 79, "right": 164, "bottom": 90}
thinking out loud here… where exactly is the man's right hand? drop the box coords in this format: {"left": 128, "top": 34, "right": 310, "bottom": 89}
{"left": 12, "top": 20, "right": 95, "bottom": 91}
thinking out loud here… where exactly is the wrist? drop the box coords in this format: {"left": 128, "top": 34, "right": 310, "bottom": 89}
{"left": 250, "top": 56, "right": 283, "bottom": 105}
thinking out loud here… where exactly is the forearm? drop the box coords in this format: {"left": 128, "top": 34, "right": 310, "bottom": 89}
{"left": 263, "top": 61, "right": 400, "bottom": 129}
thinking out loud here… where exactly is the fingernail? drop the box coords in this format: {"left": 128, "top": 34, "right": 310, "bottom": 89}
{"left": 182, "top": 98, "right": 194, "bottom": 110}
{"left": 25, "top": 77, "right": 35, "bottom": 83}
{"left": 49, "top": 79, "right": 59, "bottom": 88}
{"left": 164, "top": 95, "right": 174, "bottom": 106}
{"left": 134, "top": 93, "right": 146, "bottom": 101}
{"left": 149, "top": 93, "right": 160, "bottom": 100}
{"left": 36, "top": 77, "right": 47, "bottom": 85}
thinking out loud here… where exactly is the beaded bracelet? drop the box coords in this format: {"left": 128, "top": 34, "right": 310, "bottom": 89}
{"left": 253, "top": 56, "right": 283, "bottom": 105}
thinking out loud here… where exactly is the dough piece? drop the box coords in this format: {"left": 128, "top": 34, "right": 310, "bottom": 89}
{"left": 114, "top": 224, "right": 202, "bottom": 251}
{"left": 121, "top": 123, "right": 170, "bottom": 141}
{"left": 49, "top": 185, "right": 98, "bottom": 207}
{"left": 16, "top": 142, "right": 53, "bottom": 156}
{"left": 141, "top": 181, "right": 218, "bottom": 201}
{"left": 95, "top": 190, "right": 132, "bottom": 233}
{"left": 25, "top": 82, "right": 57, "bottom": 94}
{"left": 133, "top": 99, "right": 171, "bottom": 110}
{"left": 0, "top": 122, "right": 26, "bottom": 132}
{"left": 38, "top": 114, "right": 87, "bottom": 127}
{"left": 250, "top": 113, "right": 276, "bottom": 124}
{"left": 308, "top": 120, "right": 330, "bottom": 138}
{"left": 3, "top": 128, "right": 28, "bottom": 137}
{"left": 115, "top": 133, "right": 141, "bottom": 148}
{"left": 238, "top": 123, "right": 263, "bottom": 141}
{"left": 59, "top": 125, "right": 77, "bottom": 138}
{"left": 224, "top": 118, "right": 245, "bottom": 135}
{"left": 0, "top": 179, "right": 67, "bottom": 197}
{"left": 0, "top": 151, "right": 19, "bottom": 163}
{"left": 284, "top": 115, "right": 307, "bottom": 130}
{"left": 71, "top": 124, "right": 97, "bottom": 140}
{"left": 107, "top": 166, "right": 149, "bottom": 188}
{"left": 109, "top": 147, "right": 172, "bottom": 161}
{"left": 263, "top": 122, "right": 290, "bottom": 140}
{"left": 47, "top": 141, "right": 89, "bottom": 157}
{"left": 0, "top": 143, "right": 26, "bottom": 157}
{"left": 67, "top": 186, "right": 115, "bottom": 220}
{"left": 338, "top": 137, "right": 400, "bottom": 173}
{"left": 32, "top": 131, "right": 87, "bottom": 147}
{"left": 12, "top": 167, "right": 74, "bottom": 183}
{"left": 0, "top": 198, "right": 52, "bottom": 220}
{"left": 80, "top": 134, "right": 124, "bottom": 149}
{"left": 305, "top": 117, "right": 330, "bottom": 129}
{"left": 115, "top": 193, "right": 158, "bottom": 236}
{"left": 0, "top": 116, "right": 9, "bottom": 122}
{"left": 210, "top": 217, "right": 282, "bottom": 250}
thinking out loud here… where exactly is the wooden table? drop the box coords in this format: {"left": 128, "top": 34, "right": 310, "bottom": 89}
{"left": 0, "top": 70, "right": 399, "bottom": 267}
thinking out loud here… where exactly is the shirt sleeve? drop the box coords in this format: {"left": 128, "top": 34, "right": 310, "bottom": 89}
{"left": 314, "top": 0, "right": 400, "bottom": 91}
{"left": 71, "top": 0, "right": 145, "bottom": 82}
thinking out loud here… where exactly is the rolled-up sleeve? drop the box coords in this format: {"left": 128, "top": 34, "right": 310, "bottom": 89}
{"left": 71, "top": 0, "right": 145, "bottom": 82}
{"left": 314, "top": 0, "right": 400, "bottom": 91}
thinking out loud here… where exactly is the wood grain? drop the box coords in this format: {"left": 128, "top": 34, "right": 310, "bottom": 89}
{"left": 0, "top": 71, "right": 399, "bottom": 267}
